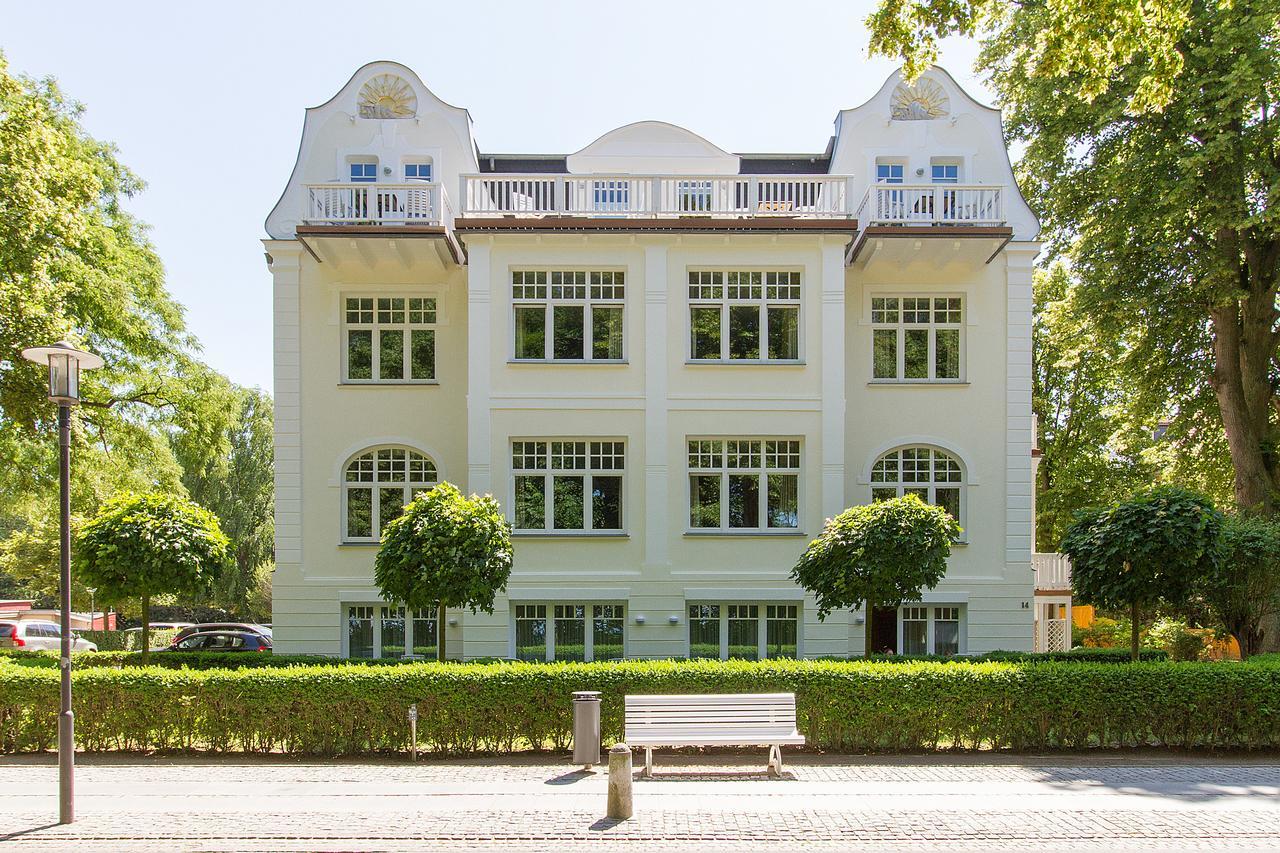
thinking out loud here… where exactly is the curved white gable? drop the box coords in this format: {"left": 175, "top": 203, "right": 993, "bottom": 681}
{"left": 566, "top": 121, "right": 740, "bottom": 175}
{"left": 265, "top": 60, "right": 479, "bottom": 239}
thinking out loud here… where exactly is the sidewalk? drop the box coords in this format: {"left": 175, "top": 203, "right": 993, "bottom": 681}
{"left": 2, "top": 753, "right": 1278, "bottom": 851}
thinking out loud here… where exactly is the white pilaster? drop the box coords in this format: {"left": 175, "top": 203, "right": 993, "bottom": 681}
{"left": 643, "top": 243, "right": 671, "bottom": 568}
{"left": 266, "top": 242, "right": 303, "bottom": 570}
{"left": 466, "top": 238, "right": 493, "bottom": 496}
{"left": 820, "top": 238, "right": 848, "bottom": 521}
{"left": 1005, "top": 242, "right": 1041, "bottom": 568}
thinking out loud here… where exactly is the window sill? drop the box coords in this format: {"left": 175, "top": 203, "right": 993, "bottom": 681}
{"left": 507, "top": 359, "right": 629, "bottom": 366}
{"left": 338, "top": 541, "right": 381, "bottom": 548}
{"left": 512, "top": 532, "right": 630, "bottom": 539}
{"left": 685, "top": 360, "right": 806, "bottom": 367}
{"left": 338, "top": 381, "right": 440, "bottom": 387}
{"left": 684, "top": 530, "right": 807, "bottom": 538}
{"left": 866, "top": 380, "right": 970, "bottom": 387}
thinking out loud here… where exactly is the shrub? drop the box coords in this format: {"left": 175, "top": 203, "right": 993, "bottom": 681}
{"left": 1073, "top": 616, "right": 1128, "bottom": 648}
{"left": 0, "top": 658, "right": 1274, "bottom": 755}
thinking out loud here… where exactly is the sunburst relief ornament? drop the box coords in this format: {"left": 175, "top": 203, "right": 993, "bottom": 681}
{"left": 358, "top": 74, "right": 417, "bottom": 119}
{"left": 890, "top": 78, "right": 950, "bottom": 121}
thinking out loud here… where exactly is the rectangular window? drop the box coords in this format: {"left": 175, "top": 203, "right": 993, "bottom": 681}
{"left": 935, "top": 607, "right": 961, "bottom": 657}
{"left": 593, "top": 604, "right": 625, "bottom": 661}
{"left": 404, "top": 162, "right": 432, "bottom": 181}
{"left": 349, "top": 162, "right": 377, "bottom": 183}
{"left": 411, "top": 608, "right": 438, "bottom": 658}
{"left": 687, "top": 271, "right": 801, "bottom": 362}
{"left": 344, "top": 296, "right": 437, "bottom": 382}
{"left": 902, "top": 606, "right": 929, "bottom": 655}
{"left": 380, "top": 606, "right": 405, "bottom": 659}
{"left": 689, "top": 602, "right": 799, "bottom": 659}
{"left": 554, "top": 604, "right": 586, "bottom": 662}
{"left": 766, "top": 604, "right": 798, "bottom": 658}
{"left": 727, "top": 604, "right": 759, "bottom": 660}
{"left": 931, "top": 163, "right": 959, "bottom": 183}
{"left": 876, "top": 163, "right": 905, "bottom": 184}
{"left": 347, "top": 605, "right": 374, "bottom": 658}
{"left": 869, "top": 296, "right": 963, "bottom": 381}
{"left": 592, "top": 180, "right": 631, "bottom": 212}
{"left": 514, "top": 604, "right": 547, "bottom": 661}
{"left": 512, "top": 271, "right": 625, "bottom": 361}
{"left": 512, "top": 440, "right": 624, "bottom": 532}
{"left": 687, "top": 439, "right": 800, "bottom": 531}
{"left": 677, "top": 180, "right": 713, "bottom": 212}
{"left": 688, "top": 604, "right": 721, "bottom": 659}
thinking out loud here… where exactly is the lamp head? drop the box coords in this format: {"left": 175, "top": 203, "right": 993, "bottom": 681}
{"left": 20, "top": 341, "right": 103, "bottom": 405}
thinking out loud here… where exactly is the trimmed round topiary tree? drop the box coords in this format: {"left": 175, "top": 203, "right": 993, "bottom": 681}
{"left": 77, "top": 491, "right": 231, "bottom": 661}
{"left": 373, "top": 482, "right": 513, "bottom": 661}
{"left": 791, "top": 494, "right": 961, "bottom": 657}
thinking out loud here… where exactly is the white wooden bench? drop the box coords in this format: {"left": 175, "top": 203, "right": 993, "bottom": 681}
{"left": 624, "top": 693, "right": 805, "bottom": 777}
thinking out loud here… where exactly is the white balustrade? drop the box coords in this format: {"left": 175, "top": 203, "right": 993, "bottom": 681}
{"left": 305, "top": 183, "right": 449, "bottom": 226}
{"left": 858, "top": 184, "right": 1005, "bottom": 226}
{"left": 459, "top": 174, "right": 854, "bottom": 218}
{"left": 1032, "top": 552, "right": 1072, "bottom": 590}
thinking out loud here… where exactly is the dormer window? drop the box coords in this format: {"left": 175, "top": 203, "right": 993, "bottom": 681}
{"left": 349, "top": 161, "right": 377, "bottom": 183}
{"left": 404, "top": 162, "right": 432, "bottom": 182}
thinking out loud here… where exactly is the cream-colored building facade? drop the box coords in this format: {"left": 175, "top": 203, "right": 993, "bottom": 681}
{"left": 264, "top": 62, "right": 1041, "bottom": 660}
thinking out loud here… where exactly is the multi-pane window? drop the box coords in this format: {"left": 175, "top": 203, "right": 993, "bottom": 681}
{"left": 871, "top": 446, "right": 963, "bottom": 522}
{"left": 344, "top": 448, "right": 438, "bottom": 541}
{"left": 512, "top": 271, "right": 625, "bottom": 361}
{"left": 404, "top": 162, "right": 432, "bottom": 181}
{"left": 677, "top": 180, "right": 713, "bottom": 212}
{"left": 344, "top": 604, "right": 439, "bottom": 659}
{"left": 931, "top": 163, "right": 959, "bottom": 183}
{"left": 347, "top": 605, "right": 374, "bottom": 658}
{"left": 380, "top": 606, "right": 406, "bottom": 657}
{"left": 344, "top": 296, "right": 437, "bottom": 382}
{"left": 687, "top": 602, "right": 800, "bottom": 659}
{"left": 688, "top": 271, "right": 801, "bottom": 362}
{"left": 512, "top": 440, "right": 624, "bottom": 532}
{"left": 900, "top": 605, "right": 962, "bottom": 656}
{"left": 876, "top": 163, "right": 905, "bottom": 184}
{"left": 514, "top": 602, "right": 624, "bottom": 661}
{"left": 592, "top": 180, "right": 630, "bottom": 212}
{"left": 411, "top": 608, "right": 438, "bottom": 658}
{"left": 870, "top": 296, "right": 962, "bottom": 381}
{"left": 688, "top": 439, "right": 800, "bottom": 531}
{"left": 350, "top": 162, "right": 377, "bottom": 182}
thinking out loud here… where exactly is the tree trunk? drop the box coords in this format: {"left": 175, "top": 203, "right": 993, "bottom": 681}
{"left": 437, "top": 601, "right": 446, "bottom": 662}
{"left": 140, "top": 592, "right": 150, "bottom": 664}
{"left": 864, "top": 600, "right": 875, "bottom": 658}
{"left": 1130, "top": 600, "right": 1140, "bottom": 662}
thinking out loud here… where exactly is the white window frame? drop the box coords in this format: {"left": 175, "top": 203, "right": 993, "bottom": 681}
{"left": 342, "top": 294, "right": 438, "bottom": 383}
{"left": 403, "top": 159, "right": 433, "bottom": 182}
{"left": 686, "top": 602, "right": 801, "bottom": 659}
{"left": 348, "top": 157, "right": 378, "bottom": 183}
{"left": 342, "top": 446, "right": 438, "bottom": 543}
{"left": 341, "top": 603, "right": 440, "bottom": 659}
{"left": 875, "top": 160, "right": 906, "bottom": 184}
{"left": 686, "top": 438, "right": 801, "bottom": 533}
{"left": 869, "top": 294, "right": 964, "bottom": 382}
{"left": 897, "top": 604, "right": 965, "bottom": 656}
{"left": 930, "top": 161, "right": 961, "bottom": 183}
{"left": 510, "top": 270, "right": 626, "bottom": 362}
{"left": 687, "top": 270, "right": 803, "bottom": 363}
{"left": 869, "top": 445, "right": 965, "bottom": 536}
{"left": 510, "top": 439, "right": 626, "bottom": 534}
{"left": 510, "top": 602, "right": 626, "bottom": 661}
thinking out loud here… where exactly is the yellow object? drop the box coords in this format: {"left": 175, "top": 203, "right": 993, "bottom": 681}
{"left": 1072, "top": 605, "right": 1095, "bottom": 629}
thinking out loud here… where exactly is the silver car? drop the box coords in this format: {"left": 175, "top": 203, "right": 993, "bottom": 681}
{"left": 0, "top": 620, "right": 98, "bottom": 652}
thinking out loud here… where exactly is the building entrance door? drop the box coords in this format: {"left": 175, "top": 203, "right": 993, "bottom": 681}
{"left": 872, "top": 607, "right": 898, "bottom": 655}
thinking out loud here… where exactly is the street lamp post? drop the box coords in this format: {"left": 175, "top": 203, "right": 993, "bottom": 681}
{"left": 86, "top": 588, "right": 97, "bottom": 631}
{"left": 21, "top": 341, "right": 103, "bottom": 826}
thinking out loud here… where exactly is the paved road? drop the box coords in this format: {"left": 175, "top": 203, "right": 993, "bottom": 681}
{"left": 2, "top": 754, "right": 1278, "bottom": 851}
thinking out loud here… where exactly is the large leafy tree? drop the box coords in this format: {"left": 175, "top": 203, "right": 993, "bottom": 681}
{"left": 76, "top": 491, "right": 231, "bottom": 659}
{"left": 790, "top": 494, "right": 961, "bottom": 657}
{"left": 868, "top": 0, "right": 1280, "bottom": 517}
{"left": 374, "top": 483, "right": 513, "bottom": 661}
{"left": 1202, "top": 514, "right": 1280, "bottom": 659}
{"left": 1062, "top": 486, "right": 1223, "bottom": 660}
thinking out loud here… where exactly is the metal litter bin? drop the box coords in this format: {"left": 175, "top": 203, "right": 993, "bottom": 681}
{"left": 571, "top": 690, "right": 602, "bottom": 768}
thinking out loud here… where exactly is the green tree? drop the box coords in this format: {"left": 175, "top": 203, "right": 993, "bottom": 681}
{"left": 1062, "top": 486, "right": 1223, "bottom": 660}
{"left": 1202, "top": 514, "right": 1280, "bottom": 660}
{"left": 373, "top": 483, "right": 513, "bottom": 661}
{"left": 76, "top": 492, "right": 231, "bottom": 660}
{"left": 790, "top": 494, "right": 960, "bottom": 657}
{"left": 867, "top": 0, "right": 1280, "bottom": 518}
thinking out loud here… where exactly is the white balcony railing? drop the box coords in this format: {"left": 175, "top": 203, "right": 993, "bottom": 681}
{"left": 1033, "top": 552, "right": 1072, "bottom": 591}
{"left": 461, "top": 174, "right": 854, "bottom": 218}
{"left": 855, "top": 184, "right": 1005, "bottom": 226}
{"left": 304, "top": 182, "right": 453, "bottom": 227}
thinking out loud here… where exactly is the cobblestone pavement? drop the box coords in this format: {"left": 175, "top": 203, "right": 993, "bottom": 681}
{"left": 1, "top": 755, "right": 1278, "bottom": 852}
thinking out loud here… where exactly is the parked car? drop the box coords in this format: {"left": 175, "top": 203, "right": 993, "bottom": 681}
{"left": 0, "top": 620, "right": 98, "bottom": 652}
{"left": 171, "top": 622, "right": 272, "bottom": 644}
{"left": 161, "top": 630, "right": 272, "bottom": 652}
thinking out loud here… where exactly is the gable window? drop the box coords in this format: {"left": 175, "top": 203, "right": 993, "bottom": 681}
{"left": 344, "top": 296, "right": 436, "bottom": 382}
{"left": 688, "top": 271, "right": 801, "bottom": 362}
{"left": 688, "top": 602, "right": 799, "bottom": 659}
{"left": 404, "top": 162, "right": 432, "bottom": 181}
{"left": 513, "top": 602, "right": 625, "bottom": 661}
{"left": 349, "top": 161, "right": 378, "bottom": 183}
{"left": 901, "top": 605, "right": 963, "bottom": 656}
{"left": 512, "top": 271, "right": 625, "bottom": 361}
{"left": 871, "top": 296, "right": 962, "bottom": 381}
{"left": 512, "top": 440, "right": 624, "bottom": 533}
{"left": 688, "top": 439, "right": 800, "bottom": 531}
{"left": 871, "top": 446, "right": 963, "bottom": 523}
{"left": 931, "top": 163, "right": 959, "bottom": 183}
{"left": 876, "top": 162, "right": 905, "bottom": 184}
{"left": 344, "top": 447, "right": 438, "bottom": 542}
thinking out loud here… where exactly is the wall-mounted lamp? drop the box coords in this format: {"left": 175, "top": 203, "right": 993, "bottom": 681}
{"left": 382, "top": 166, "right": 393, "bottom": 176}
{"left": 915, "top": 167, "right": 925, "bottom": 177}
{"left": 634, "top": 614, "right": 646, "bottom": 625}
{"left": 668, "top": 615, "right": 680, "bottom": 625}
{"left": 854, "top": 614, "right": 866, "bottom": 625}
{"left": 447, "top": 618, "right": 458, "bottom": 627}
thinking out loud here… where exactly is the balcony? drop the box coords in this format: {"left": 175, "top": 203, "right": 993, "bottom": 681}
{"left": 855, "top": 184, "right": 1005, "bottom": 226}
{"left": 304, "top": 183, "right": 453, "bottom": 227}
{"left": 1033, "top": 552, "right": 1072, "bottom": 592}
{"left": 459, "top": 174, "right": 855, "bottom": 219}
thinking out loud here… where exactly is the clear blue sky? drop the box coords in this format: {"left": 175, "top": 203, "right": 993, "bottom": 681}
{"left": 3, "top": 0, "right": 989, "bottom": 392}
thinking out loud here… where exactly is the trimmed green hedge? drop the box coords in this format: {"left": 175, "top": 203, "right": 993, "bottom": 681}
{"left": 1, "top": 658, "right": 1276, "bottom": 755}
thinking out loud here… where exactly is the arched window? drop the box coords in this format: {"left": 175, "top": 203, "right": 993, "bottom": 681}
{"left": 344, "top": 447, "right": 437, "bottom": 542}
{"left": 870, "top": 446, "right": 962, "bottom": 521}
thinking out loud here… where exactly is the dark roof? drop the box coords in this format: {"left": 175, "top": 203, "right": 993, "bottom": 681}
{"left": 479, "top": 155, "right": 569, "bottom": 173}
{"left": 737, "top": 156, "right": 831, "bottom": 174}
